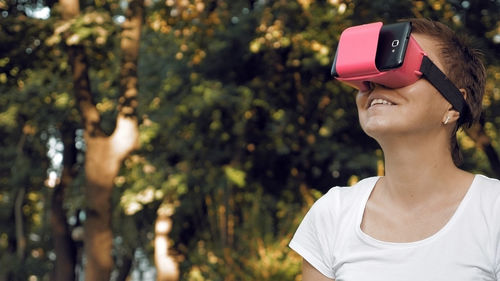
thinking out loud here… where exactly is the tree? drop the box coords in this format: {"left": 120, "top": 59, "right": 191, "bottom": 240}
{"left": 144, "top": 1, "right": 500, "bottom": 279}
{"left": 1, "top": 0, "right": 500, "bottom": 280}
{"left": 50, "top": 120, "right": 78, "bottom": 281}
{"left": 56, "top": 0, "right": 143, "bottom": 278}
{"left": 0, "top": 5, "right": 67, "bottom": 279}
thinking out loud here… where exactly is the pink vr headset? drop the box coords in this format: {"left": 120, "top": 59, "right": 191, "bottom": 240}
{"left": 331, "top": 21, "right": 469, "bottom": 119}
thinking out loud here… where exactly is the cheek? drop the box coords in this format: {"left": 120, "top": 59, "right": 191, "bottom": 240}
{"left": 355, "top": 93, "right": 367, "bottom": 123}
{"left": 403, "top": 80, "right": 449, "bottom": 111}
{"left": 355, "top": 91, "right": 367, "bottom": 110}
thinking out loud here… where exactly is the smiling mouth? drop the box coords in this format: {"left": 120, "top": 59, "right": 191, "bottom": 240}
{"left": 369, "top": 98, "right": 394, "bottom": 108}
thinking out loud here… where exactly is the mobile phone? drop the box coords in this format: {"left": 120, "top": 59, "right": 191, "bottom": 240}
{"left": 331, "top": 22, "right": 412, "bottom": 77}
{"left": 375, "top": 22, "right": 412, "bottom": 71}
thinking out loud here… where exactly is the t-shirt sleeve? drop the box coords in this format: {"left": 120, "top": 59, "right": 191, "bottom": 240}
{"left": 494, "top": 196, "right": 500, "bottom": 280}
{"left": 289, "top": 191, "right": 337, "bottom": 279}
{"left": 494, "top": 233, "right": 500, "bottom": 280}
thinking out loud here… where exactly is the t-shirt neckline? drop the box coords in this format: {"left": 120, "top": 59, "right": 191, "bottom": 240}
{"left": 356, "top": 175, "right": 478, "bottom": 248}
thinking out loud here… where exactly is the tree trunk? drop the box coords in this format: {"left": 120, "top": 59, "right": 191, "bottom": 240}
{"left": 83, "top": 138, "right": 120, "bottom": 281}
{"left": 154, "top": 205, "right": 179, "bottom": 281}
{"left": 50, "top": 121, "right": 78, "bottom": 281}
{"left": 59, "top": 0, "right": 143, "bottom": 279}
{"left": 14, "top": 133, "right": 28, "bottom": 265}
{"left": 115, "top": 252, "right": 133, "bottom": 281}
{"left": 14, "top": 186, "right": 26, "bottom": 262}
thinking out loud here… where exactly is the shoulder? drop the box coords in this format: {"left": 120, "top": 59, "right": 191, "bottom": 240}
{"left": 310, "top": 176, "right": 379, "bottom": 216}
{"left": 289, "top": 177, "right": 379, "bottom": 278}
{"left": 474, "top": 174, "right": 500, "bottom": 190}
{"left": 320, "top": 176, "right": 378, "bottom": 201}
{"left": 472, "top": 174, "right": 500, "bottom": 203}
{"left": 468, "top": 174, "right": 500, "bottom": 230}
{"left": 472, "top": 175, "right": 500, "bottom": 276}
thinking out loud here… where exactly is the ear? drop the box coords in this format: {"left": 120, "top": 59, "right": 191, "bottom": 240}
{"left": 459, "top": 88, "right": 468, "bottom": 101}
{"left": 442, "top": 108, "right": 460, "bottom": 125}
{"left": 442, "top": 88, "right": 467, "bottom": 125}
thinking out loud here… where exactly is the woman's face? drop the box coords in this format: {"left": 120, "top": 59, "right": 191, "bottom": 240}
{"left": 355, "top": 33, "right": 452, "bottom": 140}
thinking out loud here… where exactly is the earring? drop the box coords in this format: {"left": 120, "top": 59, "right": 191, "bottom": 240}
{"left": 443, "top": 116, "right": 451, "bottom": 125}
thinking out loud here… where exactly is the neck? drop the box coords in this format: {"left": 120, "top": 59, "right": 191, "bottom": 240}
{"left": 376, "top": 132, "right": 469, "bottom": 204}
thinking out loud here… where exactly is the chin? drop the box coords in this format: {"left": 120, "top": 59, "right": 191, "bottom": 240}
{"left": 361, "top": 120, "right": 401, "bottom": 139}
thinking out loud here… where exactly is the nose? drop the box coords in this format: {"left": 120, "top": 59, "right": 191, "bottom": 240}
{"left": 370, "top": 83, "right": 392, "bottom": 91}
{"left": 360, "top": 82, "right": 382, "bottom": 93}
{"left": 358, "top": 82, "right": 391, "bottom": 96}
{"left": 359, "top": 82, "right": 375, "bottom": 93}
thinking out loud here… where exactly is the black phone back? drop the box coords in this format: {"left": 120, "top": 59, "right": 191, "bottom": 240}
{"left": 375, "top": 22, "right": 412, "bottom": 71}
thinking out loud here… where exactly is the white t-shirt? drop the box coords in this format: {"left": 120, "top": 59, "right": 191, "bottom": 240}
{"left": 289, "top": 175, "right": 500, "bottom": 281}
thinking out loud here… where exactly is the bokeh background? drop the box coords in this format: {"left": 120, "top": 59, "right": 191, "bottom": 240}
{"left": 1, "top": 0, "right": 500, "bottom": 280}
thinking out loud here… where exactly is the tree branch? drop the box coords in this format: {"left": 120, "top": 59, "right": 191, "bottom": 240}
{"left": 111, "top": 0, "right": 144, "bottom": 158}
{"left": 118, "top": 0, "right": 144, "bottom": 118}
{"left": 68, "top": 45, "right": 105, "bottom": 137}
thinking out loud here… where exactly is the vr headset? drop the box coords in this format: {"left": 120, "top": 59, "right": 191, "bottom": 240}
{"left": 331, "top": 21, "right": 469, "bottom": 120}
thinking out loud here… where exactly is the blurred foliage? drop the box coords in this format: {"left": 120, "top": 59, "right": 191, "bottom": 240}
{"left": 1, "top": 0, "right": 500, "bottom": 280}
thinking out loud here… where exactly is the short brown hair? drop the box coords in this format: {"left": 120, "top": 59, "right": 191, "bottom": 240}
{"left": 409, "top": 18, "right": 486, "bottom": 165}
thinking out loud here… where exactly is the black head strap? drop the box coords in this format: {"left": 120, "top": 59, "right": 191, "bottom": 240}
{"left": 419, "top": 56, "right": 469, "bottom": 122}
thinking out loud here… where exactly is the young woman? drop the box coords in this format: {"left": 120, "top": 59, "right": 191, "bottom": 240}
{"left": 289, "top": 18, "right": 500, "bottom": 281}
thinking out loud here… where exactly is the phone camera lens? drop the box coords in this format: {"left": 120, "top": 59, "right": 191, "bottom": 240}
{"left": 391, "top": 40, "right": 399, "bottom": 47}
